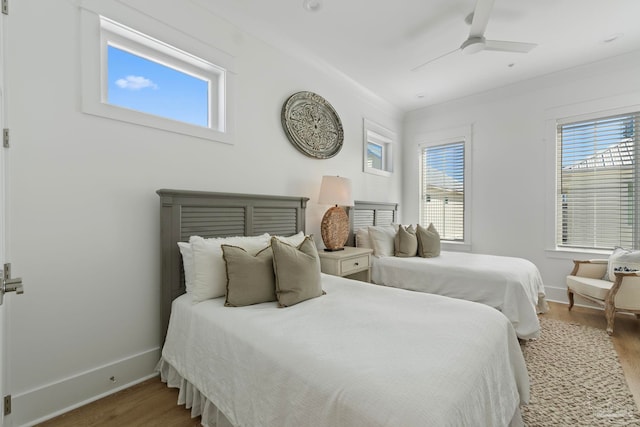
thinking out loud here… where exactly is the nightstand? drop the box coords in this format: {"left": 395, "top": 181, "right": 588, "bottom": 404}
{"left": 318, "top": 247, "right": 373, "bottom": 282}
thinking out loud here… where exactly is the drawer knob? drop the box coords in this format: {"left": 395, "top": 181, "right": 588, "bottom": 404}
{"left": 354, "top": 262, "right": 359, "bottom": 266}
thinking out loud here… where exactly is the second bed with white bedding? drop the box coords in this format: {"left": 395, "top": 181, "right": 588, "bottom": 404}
{"left": 371, "top": 251, "right": 548, "bottom": 339}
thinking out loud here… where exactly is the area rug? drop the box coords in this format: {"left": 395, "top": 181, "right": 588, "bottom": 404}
{"left": 521, "top": 317, "right": 640, "bottom": 426}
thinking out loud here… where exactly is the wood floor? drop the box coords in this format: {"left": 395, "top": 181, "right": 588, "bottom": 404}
{"left": 38, "top": 301, "right": 640, "bottom": 427}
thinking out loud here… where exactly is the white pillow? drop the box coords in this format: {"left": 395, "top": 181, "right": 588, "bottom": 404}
{"left": 607, "top": 247, "right": 640, "bottom": 281}
{"left": 368, "top": 225, "right": 398, "bottom": 257}
{"left": 189, "top": 233, "right": 271, "bottom": 303}
{"left": 355, "top": 228, "right": 372, "bottom": 249}
{"left": 177, "top": 242, "right": 195, "bottom": 294}
{"left": 272, "top": 231, "right": 306, "bottom": 247}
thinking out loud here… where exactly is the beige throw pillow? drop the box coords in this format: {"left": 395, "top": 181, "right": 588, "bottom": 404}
{"left": 416, "top": 223, "right": 441, "bottom": 258}
{"left": 271, "top": 236, "right": 324, "bottom": 307}
{"left": 222, "top": 245, "right": 276, "bottom": 307}
{"left": 189, "top": 234, "right": 271, "bottom": 303}
{"left": 395, "top": 225, "right": 418, "bottom": 257}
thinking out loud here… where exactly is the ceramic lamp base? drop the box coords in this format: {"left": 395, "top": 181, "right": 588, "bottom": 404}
{"left": 320, "top": 206, "right": 349, "bottom": 251}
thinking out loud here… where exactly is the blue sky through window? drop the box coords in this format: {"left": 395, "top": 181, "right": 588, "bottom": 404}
{"left": 107, "top": 45, "right": 209, "bottom": 127}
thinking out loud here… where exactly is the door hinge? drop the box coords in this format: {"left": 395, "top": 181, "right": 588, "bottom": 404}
{"left": 3, "top": 128, "right": 9, "bottom": 148}
{"left": 1, "top": 263, "right": 23, "bottom": 306}
{"left": 1, "top": 0, "right": 7, "bottom": 15}
{"left": 3, "top": 395, "right": 10, "bottom": 416}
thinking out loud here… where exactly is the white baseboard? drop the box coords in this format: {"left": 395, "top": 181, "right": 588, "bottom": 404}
{"left": 11, "top": 347, "right": 161, "bottom": 427}
{"left": 544, "top": 285, "right": 570, "bottom": 304}
{"left": 544, "top": 285, "right": 602, "bottom": 310}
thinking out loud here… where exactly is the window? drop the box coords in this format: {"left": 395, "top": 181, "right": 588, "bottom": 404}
{"left": 80, "top": 9, "right": 234, "bottom": 143}
{"left": 420, "top": 140, "right": 466, "bottom": 242}
{"left": 556, "top": 111, "right": 640, "bottom": 250}
{"left": 107, "top": 45, "right": 209, "bottom": 128}
{"left": 363, "top": 119, "right": 394, "bottom": 176}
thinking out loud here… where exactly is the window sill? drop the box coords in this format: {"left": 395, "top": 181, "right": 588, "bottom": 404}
{"left": 441, "top": 241, "right": 471, "bottom": 252}
{"left": 364, "top": 167, "right": 392, "bottom": 177}
{"left": 82, "top": 101, "right": 234, "bottom": 144}
{"left": 545, "top": 247, "right": 611, "bottom": 260}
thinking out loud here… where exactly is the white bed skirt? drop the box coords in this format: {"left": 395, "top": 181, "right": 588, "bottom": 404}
{"left": 157, "top": 358, "right": 234, "bottom": 427}
{"left": 158, "top": 356, "right": 524, "bottom": 427}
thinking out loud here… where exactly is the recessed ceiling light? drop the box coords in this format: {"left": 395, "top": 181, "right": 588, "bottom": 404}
{"left": 603, "top": 33, "right": 623, "bottom": 43}
{"left": 303, "top": 0, "right": 322, "bottom": 12}
{"left": 416, "top": 93, "right": 425, "bottom": 99}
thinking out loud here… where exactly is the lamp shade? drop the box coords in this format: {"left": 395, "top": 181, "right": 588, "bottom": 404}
{"left": 318, "top": 176, "right": 354, "bottom": 206}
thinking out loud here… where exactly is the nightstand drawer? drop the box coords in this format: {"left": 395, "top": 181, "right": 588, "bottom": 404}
{"left": 340, "top": 255, "right": 370, "bottom": 275}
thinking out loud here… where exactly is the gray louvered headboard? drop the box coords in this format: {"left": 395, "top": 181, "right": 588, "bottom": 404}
{"left": 348, "top": 200, "right": 398, "bottom": 245}
{"left": 157, "top": 189, "right": 309, "bottom": 342}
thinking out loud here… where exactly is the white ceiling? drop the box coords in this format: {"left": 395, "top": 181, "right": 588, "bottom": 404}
{"left": 194, "top": 0, "right": 640, "bottom": 112}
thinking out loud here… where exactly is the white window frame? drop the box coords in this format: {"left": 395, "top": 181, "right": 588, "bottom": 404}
{"left": 417, "top": 125, "right": 472, "bottom": 251}
{"left": 80, "top": 7, "right": 235, "bottom": 144}
{"left": 544, "top": 92, "right": 640, "bottom": 259}
{"left": 363, "top": 119, "right": 394, "bottom": 177}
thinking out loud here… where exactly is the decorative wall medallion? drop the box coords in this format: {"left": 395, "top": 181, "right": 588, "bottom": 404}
{"left": 281, "top": 91, "right": 344, "bottom": 159}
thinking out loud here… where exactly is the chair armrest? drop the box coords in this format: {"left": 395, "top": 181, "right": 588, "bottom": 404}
{"left": 609, "top": 271, "right": 640, "bottom": 304}
{"left": 570, "top": 259, "right": 608, "bottom": 278}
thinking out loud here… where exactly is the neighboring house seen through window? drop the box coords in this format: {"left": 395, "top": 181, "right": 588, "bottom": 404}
{"left": 557, "top": 111, "right": 640, "bottom": 250}
{"left": 420, "top": 141, "right": 465, "bottom": 242}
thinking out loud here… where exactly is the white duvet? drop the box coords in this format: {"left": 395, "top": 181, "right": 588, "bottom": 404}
{"left": 162, "top": 274, "right": 529, "bottom": 427}
{"left": 371, "top": 251, "right": 548, "bottom": 339}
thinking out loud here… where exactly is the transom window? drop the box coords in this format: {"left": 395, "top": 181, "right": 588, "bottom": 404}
{"left": 556, "top": 111, "right": 640, "bottom": 250}
{"left": 80, "top": 9, "right": 234, "bottom": 143}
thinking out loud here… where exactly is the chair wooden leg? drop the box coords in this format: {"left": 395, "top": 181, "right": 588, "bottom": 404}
{"left": 567, "top": 289, "right": 574, "bottom": 310}
{"left": 605, "top": 303, "right": 616, "bottom": 336}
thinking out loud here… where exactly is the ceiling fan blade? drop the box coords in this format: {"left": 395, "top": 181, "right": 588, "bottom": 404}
{"left": 483, "top": 40, "right": 537, "bottom": 53}
{"left": 411, "top": 48, "right": 460, "bottom": 72}
{"left": 469, "top": 0, "right": 495, "bottom": 38}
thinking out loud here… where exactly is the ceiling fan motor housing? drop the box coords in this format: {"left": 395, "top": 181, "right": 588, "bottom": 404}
{"left": 461, "top": 37, "right": 486, "bottom": 54}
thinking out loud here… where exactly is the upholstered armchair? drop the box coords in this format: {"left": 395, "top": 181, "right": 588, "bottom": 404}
{"left": 567, "top": 259, "right": 640, "bottom": 335}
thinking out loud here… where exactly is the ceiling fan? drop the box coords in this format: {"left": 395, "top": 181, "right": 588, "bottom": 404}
{"left": 411, "top": 0, "right": 537, "bottom": 71}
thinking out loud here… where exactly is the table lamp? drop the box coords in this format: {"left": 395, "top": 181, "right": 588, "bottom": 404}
{"left": 318, "top": 175, "right": 353, "bottom": 251}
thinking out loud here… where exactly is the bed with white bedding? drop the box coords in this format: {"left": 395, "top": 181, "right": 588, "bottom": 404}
{"left": 371, "top": 253, "right": 548, "bottom": 339}
{"left": 351, "top": 201, "right": 548, "bottom": 340}
{"left": 161, "top": 274, "right": 529, "bottom": 427}
{"left": 156, "top": 190, "right": 530, "bottom": 427}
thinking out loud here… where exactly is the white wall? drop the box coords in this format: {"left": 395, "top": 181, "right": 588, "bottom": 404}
{"left": 403, "top": 50, "right": 640, "bottom": 305}
{"left": 4, "top": 1, "right": 402, "bottom": 424}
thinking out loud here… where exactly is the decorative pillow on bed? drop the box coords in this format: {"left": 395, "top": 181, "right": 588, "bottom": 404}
{"left": 607, "top": 247, "right": 640, "bottom": 281}
{"left": 189, "top": 234, "right": 271, "bottom": 304}
{"left": 271, "top": 236, "right": 324, "bottom": 307}
{"left": 222, "top": 244, "right": 276, "bottom": 307}
{"left": 271, "top": 231, "right": 307, "bottom": 247}
{"left": 368, "top": 225, "right": 398, "bottom": 257}
{"left": 394, "top": 225, "right": 418, "bottom": 257}
{"left": 355, "top": 228, "right": 372, "bottom": 249}
{"left": 416, "top": 223, "right": 440, "bottom": 258}
{"left": 177, "top": 242, "right": 195, "bottom": 293}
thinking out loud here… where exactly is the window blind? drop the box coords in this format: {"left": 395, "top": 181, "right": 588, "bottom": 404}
{"left": 420, "top": 141, "right": 465, "bottom": 241}
{"left": 557, "top": 112, "right": 640, "bottom": 250}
